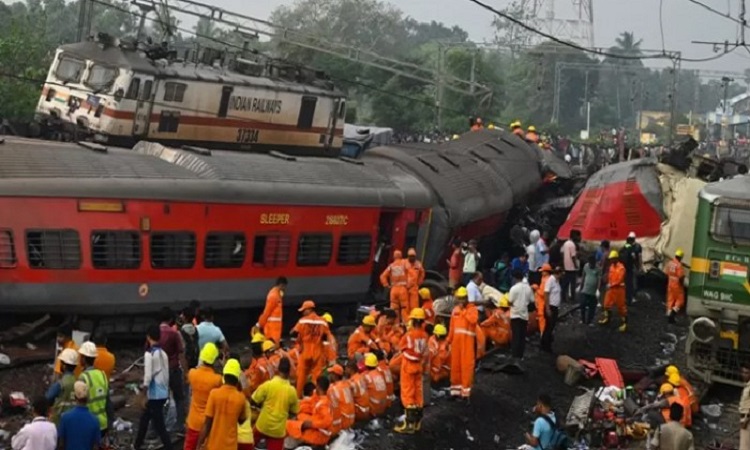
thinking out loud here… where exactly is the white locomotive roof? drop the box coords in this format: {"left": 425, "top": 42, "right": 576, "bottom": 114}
{"left": 702, "top": 175, "right": 750, "bottom": 202}
{"left": 59, "top": 41, "right": 342, "bottom": 97}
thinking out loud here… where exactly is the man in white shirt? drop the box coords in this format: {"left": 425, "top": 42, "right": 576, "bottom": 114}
{"left": 508, "top": 270, "right": 534, "bottom": 361}
{"left": 560, "top": 230, "right": 581, "bottom": 303}
{"left": 541, "top": 267, "right": 563, "bottom": 353}
{"left": 466, "top": 272, "right": 484, "bottom": 313}
{"left": 461, "top": 240, "right": 481, "bottom": 286}
{"left": 11, "top": 397, "right": 57, "bottom": 450}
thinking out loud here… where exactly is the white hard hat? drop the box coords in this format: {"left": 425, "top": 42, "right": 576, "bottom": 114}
{"left": 78, "top": 341, "right": 98, "bottom": 358}
{"left": 628, "top": 231, "right": 636, "bottom": 239}
{"left": 58, "top": 348, "right": 79, "bottom": 366}
{"left": 564, "top": 154, "right": 572, "bottom": 163}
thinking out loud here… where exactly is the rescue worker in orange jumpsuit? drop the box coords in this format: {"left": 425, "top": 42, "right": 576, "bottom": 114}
{"left": 255, "top": 276, "right": 287, "bottom": 344}
{"left": 347, "top": 315, "right": 379, "bottom": 360}
{"left": 362, "top": 353, "right": 388, "bottom": 417}
{"left": 447, "top": 287, "right": 479, "bottom": 400}
{"left": 375, "top": 310, "right": 403, "bottom": 357}
{"left": 525, "top": 125, "right": 539, "bottom": 143}
{"left": 511, "top": 121, "right": 525, "bottom": 138}
{"left": 428, "top": 324, "right": 451, "bottom": 385}
{"left": 375, "top": 351, "right": 395, "bottom": 408}
{"left": 380, "top": 250, "right": 410, "bottom": 324}
{"left": 269, "top": 342, "right": 297, "bottom": 383}
{"left": 480, "top": 295, "right": 512, "bottom": 347}
{"left": 285, "top": 375, "right": 334, "bottom": 448}
{"left": 328, "top": 364, "right": 355, "bottom": 432}
{"left": 665, "top": 365, "right": 698, "bottom": 414}
{"left": 346, "top": 360, "right": 371, "bottom": 421}
{"left": 292, "top": 300, "right": 332, "bottom": 397}
{"left": 321, "top": 313, "right": 338, "bottom": 368}
{"left": 447, "top": 241, "right": 464, "bottom": 289}
{"left": 419, "top": 288, "right": 435, "bottom": 325}
{"left": 599, "top": 251, "right": 628, "bottom": 332}
{"left": 664, "top": 249, "right": 686, "bottom": 323}
{"left": 245, "top": 339, "right": 276, "bottom": 396}
{"left": 405, "top": 248, "right": 426, "bottom": 315}
{"left": 534, "top": 264, "right": 552, "bottom": 335}
{"left": 637, "top": 383, "right": 692, "bottom": 428}
{"left": 471, "top": 117, "right": 484, "bottom": 131}
{"left": 395, "top": 308, "right": 429, "bottom": 433}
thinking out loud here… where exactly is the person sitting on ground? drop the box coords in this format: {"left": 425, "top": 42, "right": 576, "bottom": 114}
{"left": 480, "top": 295, "right": 512, "bottom": 348}
{"left": 649, "top": 402, "right": 694, "bottom": 450}
{"left": 522, "top": 394, "right": 558, "bottom": 450}
{"left": 284, "top": 375, "right": 334, "bottom": 449}
{"left": 11, "top": 397, "right": 56, "bottom": 450}
{"left": 428, "top": 324, "right": 451, "bottom": 385}
{"left": 298, "top": 382, "right": 317, "bottom": 417}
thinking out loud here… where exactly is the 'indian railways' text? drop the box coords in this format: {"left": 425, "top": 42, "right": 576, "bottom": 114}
{"left": 230, "top": 96, "right": 283, "bottom": 114}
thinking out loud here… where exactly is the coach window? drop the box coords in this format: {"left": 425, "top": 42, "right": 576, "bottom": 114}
{"left": 163, "top": 82, "right": 187, "bottom": 102}
{"left": 126, "top": 77, "right": 140, "bottom": 100}
{"left": 54, "top": 56, "right": 85, "bottom": 83}
{"left": 86, "top": 64, "right": 118, "bottom": 92}
{"left": 140, "top": 80, "right": 153, "bottom": 101}
{"left": 297, "top": 233, "right": 333, "bottom": 267}
{"left": 337, "top": 234, "right": 371, "bottom": 265}
{"left": 712, "top": 205, "right": 750, "bottom": 244}
{"left": 252, "top": 233, "right": 290, "bottom": 268}
{"left": 158, "top": 111, "right": 180, "bottom": 133}
{"left": 297, "top": 96, "right": 317, "bottom": 129}
{"left": 26, "top": 229, "right": 81, "bottom": 269}
{"left": 337, "top": 100, "right": 346, "bottom": 120}
{"left": 0, "top": 230, "right": 16, "bottom": 268}
{"left": 205, "top": 232, "right": 246, "bottom": 268}
{"left": 150, "top": 232, "right": 196, "bottom": 269}
{"left": 91, "top": 231, "right": 141, "bottom": 269}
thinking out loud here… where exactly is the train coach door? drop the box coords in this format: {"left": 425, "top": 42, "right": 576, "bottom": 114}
{"left": 370, "top": 211, "right": 399, "bottom": 292}
{"left": 132, "top": 76, "right": 154, "bottom": 136}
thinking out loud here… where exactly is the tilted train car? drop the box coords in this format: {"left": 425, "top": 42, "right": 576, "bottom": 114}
{"left": 35, "top": 40, "right": 346, "bottom": 156}
{"left": 0, "top": 130, "right": 558, "bottom": 315}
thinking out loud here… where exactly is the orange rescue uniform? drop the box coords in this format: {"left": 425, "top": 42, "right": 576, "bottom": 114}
{"left": 398, "top": 325, "right": 429, "bottom": 408}
{"left": 347, "top": 326, "right": 378, "bottom": 359}
{"left": 422, "top": 298, "right": 435, "bottom": 325}
{"left": 323, "top": 334, "right": 338, "bottom": 368}
{"left": 377, "top": 360, "right": 395, "bottom": 407}
{"left": 535, "top": 273, "right": 550, "bottom": 333}
{"left": 380, "top": 257, "right": 410, "bottom": 323}
{"left": 349, "top": 372, "right": 371, "bottom": 421}
{"left": 286, "top": 393, "right": 333, "bottom": 447}
{"left": 664, "top": 257, "right": 686, "bottom": 313}
{"left": 604, "top": 261, "right": 627, "bottom": 318}
{"left": 480, "top": 309, "right": 511, "bottom": 347}
{"left": 245, "top": 356, "right": 274, "bottom": 397}
{"left": 331, "top": 380, "right": 356, "bottom": 430}
{"left": 447, "top": 303, "right": 479, "bottom": 398}
{"left": 259, "top": 286, "right": 283, "bottom": 344}
{"left": 428, "top": 336, "right": 451, "bottom": 384}
{"left": 363, "top": 368, "right": 388, "bottom": 416}
{"left": 675, "top": 377, "right": 699, "bottom": 414}
{"left": 55, "top": 340, "right": 82, "bottom": 377}
{"left": 269, "top": 348, "right": 297, "bottom": 383}
{"left": 293, "top": 313, "right": 331, "bottom": 397}
{"left": 405, "top": 259, "right": 426, "bottom": 316}
{"left": 448, "top": 248, "right": 463, "bottom": 288}
{"left": 94, "top": 346, "right": 116, "bottom": 379}
{"left": 661, "top": 395, "right": 692, "bottom": 428}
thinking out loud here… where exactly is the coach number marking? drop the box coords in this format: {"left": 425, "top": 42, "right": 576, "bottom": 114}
{"left": 325, "top": 215, "right": 349, "bottom": 226}
{"left": 236, "top": 128, "right": 259, "bottom": 144}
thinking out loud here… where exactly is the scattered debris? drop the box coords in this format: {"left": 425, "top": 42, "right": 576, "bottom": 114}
{"left": 0, "top": 315, "right": 50, "bottom": 344}
{"left": 465, "top": 429, "right": 474, "bottom": 442}
{"left": 366, "top": 419, "right": 382, "bottom": 431}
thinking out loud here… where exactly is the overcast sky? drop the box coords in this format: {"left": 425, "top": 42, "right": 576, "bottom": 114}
{"left": 206, "top": 0, "right": 750, "bottom": 73}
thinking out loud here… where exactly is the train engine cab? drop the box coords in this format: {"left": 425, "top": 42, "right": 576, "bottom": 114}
{"left": 35, "top": 39, "right": 346, "bottom": 156}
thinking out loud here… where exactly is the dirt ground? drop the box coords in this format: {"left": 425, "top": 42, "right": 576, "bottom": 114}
{"left": 0, "top": 290, "right": 743, "bottom": 450}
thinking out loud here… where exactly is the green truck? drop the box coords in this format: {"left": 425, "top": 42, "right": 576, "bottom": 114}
{"left": 686, "top": 175, "right": 750, "bottom": 386}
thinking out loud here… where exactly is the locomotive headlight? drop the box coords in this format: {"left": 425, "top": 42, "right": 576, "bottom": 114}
{"left": 690, "top": 317, "right": 717, "bottom": 344}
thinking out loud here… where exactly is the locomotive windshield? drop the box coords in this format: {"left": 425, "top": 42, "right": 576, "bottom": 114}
{"left": 712, "top": 204, "right": 750, "bottom": 245}
{"left": 55, "top": 56, "right": 85, "bottom": 83}
{"left": 86, "top": 64, "right": 118, "bottom": 92}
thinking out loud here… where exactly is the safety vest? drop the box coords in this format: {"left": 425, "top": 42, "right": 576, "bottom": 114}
{"left": 52, "top": 373, "right": 77, "bottom": 423}
{"left": 80, "top": 368, "right": 109, "bottom": 430}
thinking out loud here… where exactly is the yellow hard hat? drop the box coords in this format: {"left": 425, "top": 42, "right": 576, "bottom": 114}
{"left": 659, "top": 383, "right": 674, "bottom": 395}
{"left": 675, "top": 248, "right": 684, "bottom": 258}
{"left": 199, "top": 342, "right": 219, "bottom": 365}
{"left": 251, "top": 332, "right": 266, "bottom": 344}
{"left": 364, "top": 352, "right": 378, "bottom": 368}
{"left": 609, "top": 250, "right": 619, "bottom": 259}
{"left": 322, "top": 313, "right": 333, "bottom": 324}
{"left": 665, "top": 365, "right": 679, "bottom": 376}
{"left": 262, "top": 340, "right": 275, "bottom": 353}
{"left": 418, "top": 288, "right": 431, "bottom": 300}
{"left": 499, "top": 294, "right": 510, "bottom": 308}
{"left": 433, "top": 324, "right": 447, "bottom": 336}
{"left": 362, "top": 315, "right": 376, "bottom": 327}
{"left": 488, "top": 124, "right": 495, "bottom": 130}
{"left": 452, "top": 134, "right": 460, "bottom": 140}
{"left": 668, "top": 373, "right": 681, "bottom": 387}
{"left": 455, "top": 287, "right": 468, "bottom": 298}
{"left": 528, "top": 125, "right": 536, "bottom": 132}
{"left": 223, "top": 358, "right": 242, "bottom": 378}
{"left": 409, "top": 308, "right": 426, "bottom": 320}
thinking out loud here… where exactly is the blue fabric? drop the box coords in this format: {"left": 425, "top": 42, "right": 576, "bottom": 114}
{"left": 58, "top": 406, "right": 101, "bottom": 450}
{"left": 595, "top": 248, "right": 605, "bottom": 264}
{"left": 511, "top": 258, "right": 529, "bottom": 276}
{"left": 534, "top": 241, "right": 549, "bottom": 269}
{"left": 532, "top": 413, "right": 555, "bottom": 450}
{"left": 196, "top": 321, "right": 226, "bottom": 350}
{"left": 45, "top": 381, "right": 62, "bottom": 402}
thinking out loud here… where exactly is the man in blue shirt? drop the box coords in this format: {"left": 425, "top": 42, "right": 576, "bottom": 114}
{"left": 511, "top": 253, "right": 530, "bottom": 278}
{"left": 196, "top": 307, "right": 229, "bottom": 354}
{"left": 524, "top": 394, "right": 556, "bottom": 450}
{"left": 57, "top": 381, "right": 101, "bottom": 450}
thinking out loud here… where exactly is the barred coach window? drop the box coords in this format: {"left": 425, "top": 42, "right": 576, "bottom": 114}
{"left": 0, "top": 230, "right": 16, "bottom": 268}
{"left": 150, "top": 232, "right": 196, "bottom": 269}
{"left": 91, "top": 231, "right": 141, "bottom": 269}
{"left": 337, "top": 234, "right": 372, "bottom": 265}
{"left": 26, "top": 229, "right": 81, "bottom": 269}
{"left": 205, "top": 232, "right": 246, "bottom": 268}
{"left": 297, "top": 233, "right": 333, "bottom": 267}
{"left": 252, "top": 233, "right": 290, "bottom": 268}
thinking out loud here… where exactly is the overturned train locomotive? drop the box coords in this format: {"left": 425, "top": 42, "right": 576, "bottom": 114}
{"left": 0, "top": 130, "right": 569, "bottom": 314}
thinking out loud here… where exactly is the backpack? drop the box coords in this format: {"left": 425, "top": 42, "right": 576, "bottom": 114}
{"left": 539, "top": 413, "right": 569, "bottom": 450}
{"left": 180, "top": 326, "right": 200, "bottom": 369}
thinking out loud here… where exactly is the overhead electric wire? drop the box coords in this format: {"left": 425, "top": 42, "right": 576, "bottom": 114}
{"left": 659, "top": 0, "right": 667, "bottom": 54}
{"left": 686, "top": 0, "right": 749, "bottom": 27}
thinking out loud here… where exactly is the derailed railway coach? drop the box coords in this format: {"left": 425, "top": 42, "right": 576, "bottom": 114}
{"left": 34, "top": 38, "right": 346, "bottom": 156}
{"left": 0, "top": 129, "right": 566, "bottom": 316}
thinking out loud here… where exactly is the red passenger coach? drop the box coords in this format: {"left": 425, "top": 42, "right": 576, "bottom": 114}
{"left": 0, "top": 138, "right": 431, "bottom": 314}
